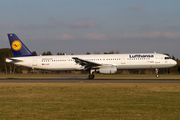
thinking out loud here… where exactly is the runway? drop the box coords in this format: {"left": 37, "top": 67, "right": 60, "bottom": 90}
{"left": 0, "top": 78, "right": 180, "bottom": 83}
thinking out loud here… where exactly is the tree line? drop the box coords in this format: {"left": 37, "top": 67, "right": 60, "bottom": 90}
{"left": 0, "top": 48, "right": 178, "bottom": 74}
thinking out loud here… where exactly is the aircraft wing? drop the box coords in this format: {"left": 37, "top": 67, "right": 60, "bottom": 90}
{"left": 72, "top": 57, "right": 102, "bottom": 70}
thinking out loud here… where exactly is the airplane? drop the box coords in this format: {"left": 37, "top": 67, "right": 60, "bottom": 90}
{"left": 6, "top": 33, "right": 177, "bottom": 79}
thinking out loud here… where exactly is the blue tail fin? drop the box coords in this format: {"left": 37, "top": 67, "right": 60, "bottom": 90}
{"left": 7, "top": 33, "right": 36, "bottom": 57}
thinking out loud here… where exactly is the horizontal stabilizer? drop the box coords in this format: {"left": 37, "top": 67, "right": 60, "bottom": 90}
{"left": 6, "top": 58, "right": 23, "bottom": 63}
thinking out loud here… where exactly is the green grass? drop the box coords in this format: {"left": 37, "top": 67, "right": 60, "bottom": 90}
{"left": 0, "top": 83, "right": 180, "bottom": 120}
{"left": 0, "top": 74, "right": 180, "bottom": 79}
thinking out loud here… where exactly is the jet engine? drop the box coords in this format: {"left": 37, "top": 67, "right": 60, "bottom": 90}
{"left": 99, "top": 66, "right": 117, "bottom": 74}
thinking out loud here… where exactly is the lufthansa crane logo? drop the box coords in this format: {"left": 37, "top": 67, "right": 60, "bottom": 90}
{"left": 12, "top": 40, "right": 22, "bottom": 51}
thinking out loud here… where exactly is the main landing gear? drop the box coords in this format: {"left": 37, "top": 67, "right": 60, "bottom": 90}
{"left": 88, "top": 70, "right": 95, "bottom": 79}
{"left": 88, "top": 74, "right": 94, "bottom": 79}
{"left": 155, "top": 68, "right": 159, "bottom": 78}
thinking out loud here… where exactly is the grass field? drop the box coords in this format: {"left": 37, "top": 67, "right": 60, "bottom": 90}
{"left": 0, "top": 74, "right": 180, "bottom": 79}
{"left": 0, "top": 83, "right": 180, "bottom": 120}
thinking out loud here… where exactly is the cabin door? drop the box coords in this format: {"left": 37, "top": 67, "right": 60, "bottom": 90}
{"left": 155, "top": 55, "right": 160, "bottom": 63}
{"left": 121, "top": 58, "right": 126, "bottom": 64}
{"left": 32, "top": 58, "right": 37, "bottom": 66}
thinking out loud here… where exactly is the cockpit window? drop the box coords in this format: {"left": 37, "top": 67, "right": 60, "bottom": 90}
{"left": 165, "top": 57, "right": 171, "bottom": 59}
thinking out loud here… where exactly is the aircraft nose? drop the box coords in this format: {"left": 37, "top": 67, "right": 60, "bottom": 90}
{"left": 172, "top": 60, "right": 177, "bottom": 66}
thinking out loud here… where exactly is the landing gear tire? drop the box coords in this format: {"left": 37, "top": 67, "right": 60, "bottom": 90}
{"left": 88, "top": 74, "right": 95, "bottom": 79}
{"left": 156, "top": 74, "right": 159, "bottom": 78}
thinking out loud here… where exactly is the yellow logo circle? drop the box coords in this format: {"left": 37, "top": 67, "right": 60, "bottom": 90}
{"left": 12, "top": 40, "right": 22, "bottom": 51}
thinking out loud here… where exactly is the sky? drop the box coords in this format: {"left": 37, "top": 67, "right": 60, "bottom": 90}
{"left": 0, "top": 0, "right": 180, "bottom": 58}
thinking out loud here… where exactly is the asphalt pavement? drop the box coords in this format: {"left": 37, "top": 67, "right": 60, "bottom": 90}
{"left": 0, "top": 78, "right": 180, "bottom": 83}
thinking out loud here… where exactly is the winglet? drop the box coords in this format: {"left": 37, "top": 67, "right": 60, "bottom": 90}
{"left": 7, "top": 33, "right": 36, "bottom": 57}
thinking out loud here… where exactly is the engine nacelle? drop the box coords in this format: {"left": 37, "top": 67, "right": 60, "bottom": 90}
{"left": 99, "top": 66, "right": 117, "bottom": 74}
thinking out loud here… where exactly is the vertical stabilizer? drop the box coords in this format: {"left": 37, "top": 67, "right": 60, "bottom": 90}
{"left": 7, "top": 33, "right": 35, "bottom": 57}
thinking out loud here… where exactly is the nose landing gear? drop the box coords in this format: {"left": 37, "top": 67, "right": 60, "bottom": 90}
{"left": 155, "top": 68, "right": 159, "bottom": 78}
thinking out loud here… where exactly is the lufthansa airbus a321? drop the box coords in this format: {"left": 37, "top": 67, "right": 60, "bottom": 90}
{"left": 6, "top": 34, "right": 177, "bottom": 79}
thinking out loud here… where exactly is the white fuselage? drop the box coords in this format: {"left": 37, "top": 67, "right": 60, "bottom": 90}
{"left": 7, "top": 53, "right": 177, "bottom": 71}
